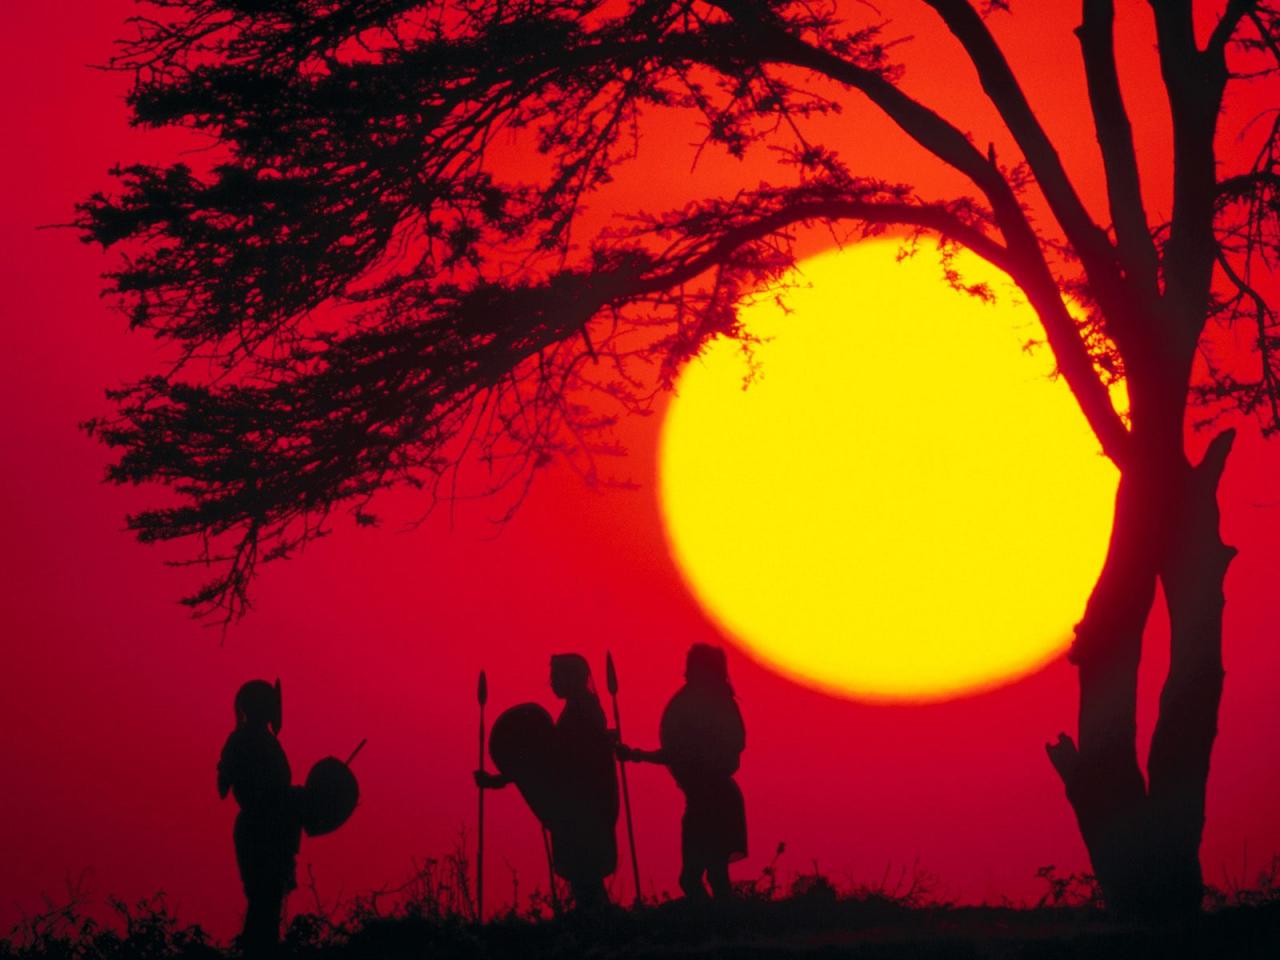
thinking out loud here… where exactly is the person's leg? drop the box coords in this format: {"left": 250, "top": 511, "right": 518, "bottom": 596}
{"left": 236, "top": 823, "right": 269, "bottom": 957}
{"left": 706, "top": 859, "right": 732, "bottom": 899}
{"left": 678, "top": 864, "right": 708, "bottom": 900}
{"left": 241, "top": 886, "right": 282, "bottom": 958}
{"left": 240, "top": 851, "right": 285, "bottom": 958}
{"left": 678, "top": 871, "right": 708, "bottom": 900}
{"left": 239, "top": 898, "right": 259, "bottom": 956}
{"left": 679, "top": 811, "right": 709, "bottom": 900}
{"left": 569, "top": 878, "right": 607, "bottom": 913}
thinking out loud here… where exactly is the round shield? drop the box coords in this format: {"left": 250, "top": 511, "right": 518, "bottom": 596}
{"left": 299, "top": 757, "right": 359, "bottom": 837}
{"left": 489, "top": 703, "right": 558, "bottom": 825}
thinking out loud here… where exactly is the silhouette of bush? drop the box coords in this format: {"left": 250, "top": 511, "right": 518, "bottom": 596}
{"left": 789, "top": 869, "right": 839, "bottom": 904}
{"left": 1, "top": 894, "right": 218, "bottom": 960}
{"left": 735, "top": 842, "right": 786, "bottom": 902}
{"left": 1034, "top": 865, "right": 1105, "bottom": 909}
{"left": 1205, "top": 854, "right": 1280, "bottom": 910}
{"left": 7, "top": 861, "right": 1280, "bottom": 959}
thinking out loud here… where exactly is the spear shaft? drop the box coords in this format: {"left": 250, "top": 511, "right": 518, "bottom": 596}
{"left": 606, "top": 652, "right": 642, "bottom": 905}
{"left": 542, "top": 827, "right": 561, "bottom": 914}
{"left": 476, "top": 669, "right": 488, "bottom": 925}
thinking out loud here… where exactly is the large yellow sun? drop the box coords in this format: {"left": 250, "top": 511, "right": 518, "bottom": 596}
{"left": 659, "top": 241, "right": 1121, "bottom": 702}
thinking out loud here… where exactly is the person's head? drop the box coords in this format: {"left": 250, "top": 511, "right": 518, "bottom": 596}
{"left": 549, "top": 654, "right": 591, "bottom": 699}
{"left": 234, "top": 678, "right": 282, "bottom": 733}
{"left": 685, "top": 643, "right": 730, "bottom": 689}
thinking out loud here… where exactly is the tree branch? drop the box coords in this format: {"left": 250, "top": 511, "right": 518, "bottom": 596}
{"left": 1152, "top": 0, "right": 1229, "bottom": 333}
{"left": 1075, "top": 0, "right": 1160, "bottom": 298}
{"left": 85, "top": 0, "right": 1163, "bottom": 616}
{"left": 725, "top": 12, "right": 1009, "bottom": 206}
{"left": 635, "top": 197, "right": 1018, "bottom": 291}
{"left": 920, "top": 0, "right": 1129, "bottom": 320}
{"left": 1217, "top": 169, "right": 1280, "bottom": 200}
{"left": 1205, "top": 0, "right": 1259, "bottom": 61}
{"left": 747, "top": 28, "right": 1130, "bottom": 461}
{"left": 91, "top": 187, "right": 1024, "bottom": 618}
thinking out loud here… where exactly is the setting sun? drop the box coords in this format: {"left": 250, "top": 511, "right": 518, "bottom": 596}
{"left": 660, "top": 241, "right": 1121, "bottom": 703}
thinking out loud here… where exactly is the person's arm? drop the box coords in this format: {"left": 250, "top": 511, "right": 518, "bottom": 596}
{"left": 216, "top": 739, "right": 234, "bottom": 799}
{"left": 473, "top": 770, "right": 511, "bottom": 789}
{"left": 616, "top": 744, "right": 668, "bottom": 765}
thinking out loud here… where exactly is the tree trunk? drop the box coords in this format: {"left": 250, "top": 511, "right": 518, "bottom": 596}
{"left": 1047, "top": 431, "right": 1235, "bottom": 917}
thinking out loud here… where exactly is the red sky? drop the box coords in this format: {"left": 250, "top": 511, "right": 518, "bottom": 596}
{"left": 2, "top": 0, "right": 1279, "bottom": 939}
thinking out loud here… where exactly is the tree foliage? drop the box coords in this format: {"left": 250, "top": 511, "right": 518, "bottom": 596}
{"left": 79, "top": 0, "right": 1279, "bottom": 620}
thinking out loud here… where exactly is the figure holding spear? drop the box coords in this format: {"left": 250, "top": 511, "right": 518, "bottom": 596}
{"left": 606, "top": 652, "right": 643, "bottom": 905}
{"left": 476, "top": 655, "right": 618, "bottom": 912}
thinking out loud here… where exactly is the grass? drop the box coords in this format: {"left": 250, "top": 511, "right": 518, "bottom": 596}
{"left": 6, "top": 850, "right": 1280, "bottom": 959}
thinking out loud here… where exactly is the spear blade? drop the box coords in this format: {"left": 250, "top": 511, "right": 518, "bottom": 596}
{"left": 606, "top": 652, "right": 618, "bottom": 696}
{"left": 345, "top": 738, "right": 368, "bottom": 766}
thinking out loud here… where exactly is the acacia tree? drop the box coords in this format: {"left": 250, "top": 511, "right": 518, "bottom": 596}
{"left": 80, "top": 0, "right": 1278, "bottom": 915}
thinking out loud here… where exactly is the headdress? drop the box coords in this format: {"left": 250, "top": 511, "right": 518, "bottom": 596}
{"left": 234, "top": 678, "right": 283, "bottom": 733}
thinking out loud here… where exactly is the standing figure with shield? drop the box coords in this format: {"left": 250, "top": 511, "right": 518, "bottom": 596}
{"left": 618, "top": 644, "right": 747, "bottom": 901}
{"left": 217, "top": 680, "right": 300, "bottom": 958}
{"left": 218, "top": 680, "right": 361, "bottom": 956}
{"left": 476, "top": 653, "right": 619, "bottom": 912}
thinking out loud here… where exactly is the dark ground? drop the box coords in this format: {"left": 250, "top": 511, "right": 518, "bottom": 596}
{"left": 8, "top": 888, "right": 1280, "bottom": 960}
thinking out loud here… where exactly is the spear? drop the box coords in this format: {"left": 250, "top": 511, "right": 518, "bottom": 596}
{"left": 606, "top": 652, "right": 642, "bottom": 905}
{"left": 476, "top": 669, "right": 488, "bottom": 925}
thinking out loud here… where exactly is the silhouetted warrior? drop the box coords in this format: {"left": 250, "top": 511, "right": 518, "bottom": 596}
{"left": 477, "top": 654, "right": 619, "bottom": 910}
{"left": 218, "top": 680, "right": 301, "bottom": 957}
{"left": 620, "top": 644, "right": 746, "bottom": 900}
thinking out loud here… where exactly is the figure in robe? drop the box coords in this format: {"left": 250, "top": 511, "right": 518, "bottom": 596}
{"left": 619, "top": 644, "right": 746, "bottom": 900}
{"left": 218, "top": 679, "right": 301, "bottom": 958}
{"left": 476, "top": 654, "right": 619, "bottom": 910}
